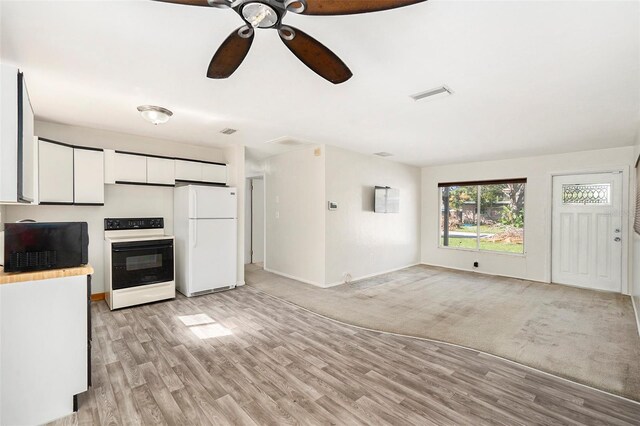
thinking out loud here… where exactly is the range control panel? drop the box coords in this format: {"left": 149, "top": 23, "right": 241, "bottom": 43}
{"left": 104, "top": 217, "right": 164, "bottom": 231}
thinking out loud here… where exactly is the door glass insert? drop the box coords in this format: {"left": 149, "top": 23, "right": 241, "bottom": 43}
{"left": 562, "top": 183, "right": 610, "bottom": 205}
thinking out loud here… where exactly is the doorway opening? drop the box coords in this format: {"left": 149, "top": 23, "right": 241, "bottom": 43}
{"left": 245, "top": 177, "right": 264, "bottom": 267}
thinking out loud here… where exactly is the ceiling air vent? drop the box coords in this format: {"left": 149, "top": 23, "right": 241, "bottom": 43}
{"left": 374, "top": 152, "right": 393, "bottom": 157}
{"left": 220, "top": 128, "right": 237, "bottom": 135}
{"left": 410, "top": 85, "right": 453, "bottom": 102}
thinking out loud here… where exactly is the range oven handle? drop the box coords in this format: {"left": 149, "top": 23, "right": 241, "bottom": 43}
{"left": 112, "top": 244, "right": 173, "bottom": 252}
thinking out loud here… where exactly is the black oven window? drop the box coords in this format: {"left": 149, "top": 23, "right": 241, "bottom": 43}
{"left": 126, "top": 254, "right": 163, "bottom": 271}
{"left": 111, "top": 239, "right": 174, "bottom": 290}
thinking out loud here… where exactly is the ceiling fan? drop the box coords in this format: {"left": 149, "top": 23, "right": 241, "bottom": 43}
{"left": 155, "top": 0, "right": 426, "bottom": 84}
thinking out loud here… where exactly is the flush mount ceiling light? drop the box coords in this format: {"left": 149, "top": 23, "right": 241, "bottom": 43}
{"left": 137, "top": 105, "right": 173, "bottom": 125}
{"left": 410, "top": 85, "right": 453, "bottom": 102}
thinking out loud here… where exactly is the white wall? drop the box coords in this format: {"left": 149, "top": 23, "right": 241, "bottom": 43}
{"left": 244, "top": 178, "right": 252, "bottom": 264}
{"left": 223, "top": 144, "right": 245, "bottom": 286}
{"left": 35, "top": 121, "right": 226, "bottom": 163}
{"left": 324, "top": 146, "right": 421, "bottom": 285}
{"left": 421, "top": 146, "right": 635, "bottom": 291}
{"left": 632, "top": 128, "right": 640, "bottom": 330}
{"left": 265, "top": 145, "right": 326, "bottom": 285}
{"left": 4, "top": 121, "right": 241, "bottom": 294}
{"left": 5, "top": 185, "right": 173, "bottom": 294}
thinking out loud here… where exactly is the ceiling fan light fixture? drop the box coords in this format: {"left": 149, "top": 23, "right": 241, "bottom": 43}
{"left": 242, "top": 2, "right": 278, "bottom": 28}
{"left": 137, "top": 105, "right": 173, "bottom": 125}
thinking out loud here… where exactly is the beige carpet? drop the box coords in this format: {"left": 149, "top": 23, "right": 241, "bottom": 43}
{"left": 246, "top": 264, "right": 640, "bottom": 401}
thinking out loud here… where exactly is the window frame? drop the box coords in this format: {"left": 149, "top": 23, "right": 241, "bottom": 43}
{"left": 438, "top": 179, "right": 527, "bottom": 256}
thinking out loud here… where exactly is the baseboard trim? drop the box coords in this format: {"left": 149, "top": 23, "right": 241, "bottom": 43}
{"left": 263, "top": 268, "right": 325, "bottom": 288}
{"left": 421, "top": 261, "right": 548, "bottom": 284}
{"left": 632, "top": 296, "right": 640, "bottom": 337}
{"left": 325, "top": 263, "right": 421, "bottom": 287}
{"left": 90, "top": 292, "right": 105, "bottom": 301}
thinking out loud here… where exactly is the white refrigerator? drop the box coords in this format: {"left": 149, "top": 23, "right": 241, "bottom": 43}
{"left": 174, "top": 185, "right": 238, "bottom": 297}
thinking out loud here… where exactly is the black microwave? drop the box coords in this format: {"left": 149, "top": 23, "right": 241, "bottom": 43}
{"left": 3, "top": 222, "right": 89, "bottom": 272}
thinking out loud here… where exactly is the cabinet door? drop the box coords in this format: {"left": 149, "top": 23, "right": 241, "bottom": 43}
{"left": 175, "top": 160, "right": 202, "bottom": 182}
{"left": 147, "top": 157, "right": 175, "bottom": 185}
{"left": 114, "top": 153, "right": 146, "bottom": 183}
{"left": 39, "top": 140, "right": 74, "bottom": 203}
{"left": 0, "top": 64, "right": 18, "bottom": 202}
{"left": 202, "top": 163, "right": 227, "bottom": 185}
{"left": 19, "top": 75, "right": 35, "bottom": 203}
{"left": 74, "top": 148, "right": 104, "bottom": 204}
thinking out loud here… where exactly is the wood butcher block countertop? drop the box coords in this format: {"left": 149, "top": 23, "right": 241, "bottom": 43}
{"left": 0, "top": 265, "right": 94, "bottom": 285}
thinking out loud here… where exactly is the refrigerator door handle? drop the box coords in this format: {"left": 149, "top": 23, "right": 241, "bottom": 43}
{"left": 193, "top": 220, "right": 197, "bottom": 248}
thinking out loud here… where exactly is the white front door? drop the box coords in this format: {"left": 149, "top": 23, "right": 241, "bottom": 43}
{"left": 552, "top": 172, "right": 623, "bottom": 292}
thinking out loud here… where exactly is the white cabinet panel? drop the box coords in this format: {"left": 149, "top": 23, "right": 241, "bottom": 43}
{"left": 74, "top": 148, "right": 104, "bottom": 204}
{"left": 0, "top": 64, "right": 18, "bottom": 202}
{"left": 202, "top": 163, "right": 227, "bottom": 184}
{"left": 103, "top": 149, "right": 116, "bottom": 184}
{"left": 1, "top": 275, "right": 88, "bottom": 425}
{"left": 175, "top": 160, "right": 202, "bottom": 182}
{"left": 147, "top": 157, "right": 175, "bottom": 185}
{"left": 19, "top": 75, "right": 35, "bottom": 203}
{"left": 114, "top": 153, "right": 146, "bottom": 183}
{"left": 38, "top": 140, "right": 74, "bottom": 203}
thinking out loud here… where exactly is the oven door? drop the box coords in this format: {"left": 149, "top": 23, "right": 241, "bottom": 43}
{"left": 111, "top": 239, "right": 174, "bottom": 290}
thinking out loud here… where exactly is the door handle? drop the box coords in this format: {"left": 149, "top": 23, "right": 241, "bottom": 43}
{"left": 614, "top": 237, "right": 621, "bottom": 242}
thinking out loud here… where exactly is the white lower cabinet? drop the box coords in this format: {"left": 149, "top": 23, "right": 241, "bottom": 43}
{"left": 0, "top": 274, "right": 89, "bottom": 425}
{"left": 39, "top": 139, "right": 74, "bottom": 204}
{"left": 74, "top": 148, "right": 104, "bottom": 204}
{"left": 147, "top": 157, "right": 175, "bottom": 185}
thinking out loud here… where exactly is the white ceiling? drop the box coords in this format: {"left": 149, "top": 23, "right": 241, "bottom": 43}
{"left": 1, "top": 0, "right": 639, "bottom": 166}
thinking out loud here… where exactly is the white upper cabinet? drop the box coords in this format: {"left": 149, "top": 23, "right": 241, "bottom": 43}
{"left": 176, "top": 160, "right": 227, "bottom": 184}
{"left": 114, "top": 153, "right": 146, "bottom": 183}
{"left": 19, "top": 74, "right": 35, "bottom": 203}
{"left": 147, "top": 157, "right": 175, "bottom": 185}
{"left": 202, "top": 163, "right": 227, "bottom": 185}
{"left": 38, "top": 139, "right": 74, "bottom": 204}
{"left": 74, "top": 148, "right": 104, "bottom": 204}
{"left": 175, "top": 160, "right": 202, "bottom": 182}
{"left": 0, "top": 64, "right": 35, "bottom": 204}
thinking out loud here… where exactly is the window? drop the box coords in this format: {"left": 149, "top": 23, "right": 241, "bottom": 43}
{"left": 439, "top": 179, "right": 526, "bottom": 254}
{"left": 562, "top": 183, "right": 610, "bottom": 205}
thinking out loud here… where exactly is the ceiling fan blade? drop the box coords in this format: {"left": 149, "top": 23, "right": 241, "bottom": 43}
{"left": 279, "top": 26, "right": 352, "bottom": 84}
{"left": 298, "top": 0, "right": 426, "bottom": 15}
{"left": 207, "top": 26, "right": 254, "bottom": 79}
{"left": 154, "top": 0, "right": 212, "bottom": 7}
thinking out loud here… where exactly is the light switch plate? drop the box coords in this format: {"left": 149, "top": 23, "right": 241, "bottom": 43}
{"left": 328, "top": 201, "right": 338, "bottom": 211}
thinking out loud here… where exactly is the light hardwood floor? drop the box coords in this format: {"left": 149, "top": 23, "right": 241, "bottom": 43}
{"left": 49, "top": 286, "right": 640, "bottom": 425}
